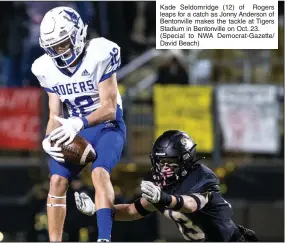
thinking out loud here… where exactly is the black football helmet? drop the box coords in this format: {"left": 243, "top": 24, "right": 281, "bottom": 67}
{"left": 150, "top": 130, "right": 203, "bottom": 187}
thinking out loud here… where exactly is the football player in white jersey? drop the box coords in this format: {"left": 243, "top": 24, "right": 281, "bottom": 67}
{"left": 31, "top": 6, "right": 126, "bottom": 242}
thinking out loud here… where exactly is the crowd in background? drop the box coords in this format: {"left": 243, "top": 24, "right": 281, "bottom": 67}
{"left": 0, "top": 1, "right": 156, "bottom": 87}
{"left": 0, "top": 1, "right": 283, "bottom": 88}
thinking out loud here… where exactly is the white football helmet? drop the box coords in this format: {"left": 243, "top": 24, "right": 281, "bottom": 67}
{"left": 39, "top": 6, "right": 88, "bottom": 69}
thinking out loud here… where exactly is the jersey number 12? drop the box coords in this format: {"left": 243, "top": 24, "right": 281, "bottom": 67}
{"left": 64, "top": 95, "right": 94, "bottom": 116}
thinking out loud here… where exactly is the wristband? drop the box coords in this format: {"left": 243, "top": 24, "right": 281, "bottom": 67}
{"left": 171, "top": 195, "right": 184, "bottom": 210}
{"left": 44, "top": 135, "right": 49, "bottom": 139}
{"left": 81, "top": 117, "right": 89, "bottom": 129}
{"left": 159, "top": 191, "right": 172, "bottom": 206}
{"left": 134, "top": 198, "right": 152, "bottom": 216}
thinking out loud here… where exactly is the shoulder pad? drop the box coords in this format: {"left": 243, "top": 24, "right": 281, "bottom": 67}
{"left": 87, "top": 37, "right": 120, "bottom": 61}
{"left": 31, "top": 54, "right": 50, "bottom": 76}
{"left": 184, "top": 164, "right": 220, "bottom": 193}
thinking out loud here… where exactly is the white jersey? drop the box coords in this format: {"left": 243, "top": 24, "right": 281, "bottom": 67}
{"left": 32, "top": 37, "right": 123, "bottom": 119}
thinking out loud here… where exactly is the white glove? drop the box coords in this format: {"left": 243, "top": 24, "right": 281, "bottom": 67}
{"left": 141, "top": 180, "right": 161, "bottom": 203}
{"left": 50, "top": 116, "right": 84, "bottom": 146}
{"left": 42, "top": 135, "right": 64, "bottom": 162}
{"left": 74, "top": 192, "right": 96, "bottom": 216}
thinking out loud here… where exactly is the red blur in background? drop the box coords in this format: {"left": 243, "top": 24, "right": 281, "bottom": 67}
{"left": 0, "top": 88, "right": 42, "bottom": 151}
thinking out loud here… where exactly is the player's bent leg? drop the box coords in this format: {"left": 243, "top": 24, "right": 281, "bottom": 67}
{"left": 90, "top": 127, "right": 125, "bottom": 242}
{"left": 47, "top": 174, "right": 69, "bottom": 242}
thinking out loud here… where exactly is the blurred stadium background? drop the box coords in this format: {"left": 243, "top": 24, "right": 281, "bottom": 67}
{"left": 0, "top": 1, "right": 283, "bottom": 242}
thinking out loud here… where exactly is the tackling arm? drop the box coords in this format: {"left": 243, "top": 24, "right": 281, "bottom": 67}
{"left": 141, "top": 181, "right": 211, "bottom": 213}
{"left": 75, "top": 192, "right": 157, "bottom": 221}
{"left": 114, "top": 197, "right": 157, "bottom": 221}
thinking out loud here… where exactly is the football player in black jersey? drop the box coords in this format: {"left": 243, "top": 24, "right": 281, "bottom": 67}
{"left": 75, "top": 130, "right": 258, "bottom": 242}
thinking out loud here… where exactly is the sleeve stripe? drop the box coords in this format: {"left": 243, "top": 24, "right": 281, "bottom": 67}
{"left": 99, "top": 68, "right": 119, "bottom": 83}
{"left": 44, "top": 87, "right": 55, "bottom": 93}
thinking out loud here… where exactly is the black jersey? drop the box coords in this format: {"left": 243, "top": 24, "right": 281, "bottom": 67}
{"left": 154, "top": 164, "right": 237, "bottom": 242}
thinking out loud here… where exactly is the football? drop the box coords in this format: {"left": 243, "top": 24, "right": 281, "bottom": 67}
{"left": 51, "top": 135, "right": 96, "bottom": 165}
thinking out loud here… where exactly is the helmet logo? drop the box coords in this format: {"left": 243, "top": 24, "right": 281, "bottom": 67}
{"left": 63, "top": 10, "right": 79, "bottom": 24}
{"left": 180, "top": 137, "right": 192, "bottom": 150}
{"left": 155, "top": 152, "right": 166, "bottom": 156}
{"left": 45, "top": 37, "right": 55, "bottom": 42}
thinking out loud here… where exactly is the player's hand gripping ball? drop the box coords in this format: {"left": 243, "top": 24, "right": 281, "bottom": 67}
{"left": 51, "top": 135, "right": 96, "bottom": 165}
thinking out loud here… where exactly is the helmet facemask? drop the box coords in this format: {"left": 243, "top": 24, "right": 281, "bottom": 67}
{"left": 40, "top": 26, "right": 87, "bottom": 68}
{"left": 150, "top": 144, "right": 198, "bottom": 188}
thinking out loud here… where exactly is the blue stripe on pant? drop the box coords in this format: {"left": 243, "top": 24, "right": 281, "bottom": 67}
{"left": 48, "top": 120, "right": 126, "bottom": 180}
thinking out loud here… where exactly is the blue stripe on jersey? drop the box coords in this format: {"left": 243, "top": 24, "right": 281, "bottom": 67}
{"left": 44, "top": 87, "right": 55, "bottom": 93}
{"left": 99, "top": 67, "right": 120, "bottom": 83}
{"left": 115, "top": 104, "right": 123, "bottom": 121}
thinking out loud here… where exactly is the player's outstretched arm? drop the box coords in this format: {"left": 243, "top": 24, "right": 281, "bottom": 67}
{"left": 141, "top": 180, "right": 211, "bottom": 213}
{"left": 176, "top": 193, "right": 211, "bottom": 213}
{"left": 75, "top": 192, "right": 156, "bottom": 221}
{"left": 114, "top": 197, "right": 157, "bottom": 221}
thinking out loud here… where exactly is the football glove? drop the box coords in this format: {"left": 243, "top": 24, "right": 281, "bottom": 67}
{"left": 42, "top": 135, "right": 64, "bottom": 162}
{"left": 141, "top": 180, "right": 162, "bottom": 203}
{"left": 74, "top": 192, "right": 96, "bottom": 216}
{"left": 50, "top": 116, "right": 84, "bottom": 146}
